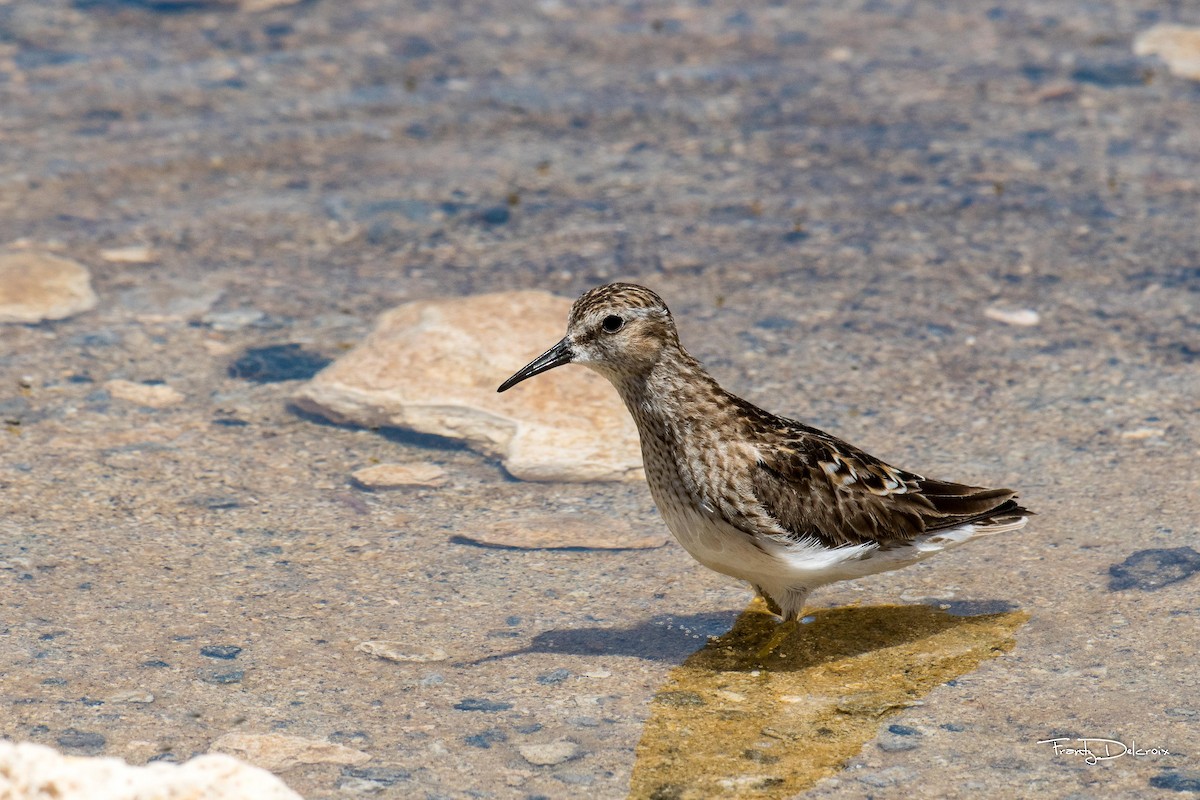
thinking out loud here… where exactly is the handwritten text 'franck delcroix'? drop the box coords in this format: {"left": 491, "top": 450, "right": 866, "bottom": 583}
{"left": 1038, "top": 737, "right": 1171, "bottom": 765}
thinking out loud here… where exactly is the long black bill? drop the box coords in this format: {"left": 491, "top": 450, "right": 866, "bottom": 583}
{"left": 497, "top": 337, "right": 573, "bottom": 392}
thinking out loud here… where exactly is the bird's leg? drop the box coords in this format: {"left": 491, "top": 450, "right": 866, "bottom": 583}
{"left": 751, "top": 585, "right": 783, "bottom": 617}
{"left": 754, "top": 589, "right": 808, "bottom": 662}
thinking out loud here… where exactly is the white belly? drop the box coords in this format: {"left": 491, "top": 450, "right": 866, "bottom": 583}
{"left": 649, "top": 477, "right": 1003, "bottom": 603}
{"left": 657, "top": 497, "right": 784, "bottom": 584}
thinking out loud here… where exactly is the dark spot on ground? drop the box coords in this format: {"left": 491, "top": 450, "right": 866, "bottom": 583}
{"left": 1109, "top": 547, "right": 1200, "bottom": 591}
{"left": 228, "top": 344, "right": 331, "bottom": 383}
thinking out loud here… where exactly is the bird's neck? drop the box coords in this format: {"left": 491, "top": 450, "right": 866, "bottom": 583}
{"left": 607, "top": 346, "right": 727, "bottom": 441}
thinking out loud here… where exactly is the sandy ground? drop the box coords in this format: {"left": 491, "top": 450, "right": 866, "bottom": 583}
{"left": 1, "top": 1, "right": 1198, "bottom": 797}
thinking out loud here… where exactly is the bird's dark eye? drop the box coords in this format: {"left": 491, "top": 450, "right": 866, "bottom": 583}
{"left": 601, "top": 315, "right": 624, "bottom": 333}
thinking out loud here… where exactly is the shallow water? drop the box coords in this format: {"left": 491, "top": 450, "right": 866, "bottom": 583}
{"left": 2, "top": 0, "right": 1198, "bottom": 797}
{"left": 631, "top": 601, "right": 1029, "bottom": 798}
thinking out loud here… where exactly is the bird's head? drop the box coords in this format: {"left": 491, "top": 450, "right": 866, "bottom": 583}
{"left": 497, "top": 283, "right": 678, "bottom": 392}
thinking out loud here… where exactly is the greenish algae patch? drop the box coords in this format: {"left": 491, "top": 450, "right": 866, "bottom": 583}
{"left": 629, "top": 601, "right": 1029, "bottom": 799}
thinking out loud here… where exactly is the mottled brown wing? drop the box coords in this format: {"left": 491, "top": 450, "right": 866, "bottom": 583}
{"left": 749, "top": 430, "right": 1023, "bottom": 548}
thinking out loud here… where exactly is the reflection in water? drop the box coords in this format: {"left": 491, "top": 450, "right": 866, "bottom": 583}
{"left": 629, "top": 600, "right": 1029, "bottom": 799}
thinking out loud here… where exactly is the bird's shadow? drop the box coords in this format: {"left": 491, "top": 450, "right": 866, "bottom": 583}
{"left": 469, "top": 600, "right": 1021, "bottom": 670}
{"left": 468, "top": 611, "right": 741, "bottom": 666}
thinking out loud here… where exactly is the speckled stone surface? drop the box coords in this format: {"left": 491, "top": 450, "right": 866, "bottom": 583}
{"left": 1, "top": 1, "right": 1197, "bottom": 798}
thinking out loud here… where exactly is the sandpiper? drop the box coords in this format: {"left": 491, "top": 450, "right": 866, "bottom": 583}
{"left": 498, "top": 283, "right": 1031, "bottom": 650}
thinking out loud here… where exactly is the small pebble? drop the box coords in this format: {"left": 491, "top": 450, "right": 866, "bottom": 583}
{"left": 518, "top": 741, "right": 581, "bottom": 766}
{"left": 202, "top": 309, "right": 266, "bottom": 331}
{"left": 878, "top": 734, "right": 921, "bottom": 752}
{"left": 211, "top": 732, "right": 369, "bottom": 771}
{"left": 107, "top": 690, "right": 154, "bottom": 704}
{"left": 99, "top": 245, "right": 156, "bottom": 264}
{"left": 200, "top": 645, "right": 243, "bottom": 660}
{"left": 56, "top": 729, "right": 106, "bottom": 751}
{"left": 340, "top": 766, "right": 411, "bottom": 787}
{"left": 984, "top": 306, "right": 1040, "bottom": 326}
{"left": 336, "top": 777, "right": 384, "bottom": 795}
{"left": 105, "top": 379, "right": 185, "bottom": 409}
{"left": 351, "top": 463, "right": 448, "bottom": 489}
{"left": 1120, "top": 427, "right": 1165, "bottom": 440}
{"left": 0, "top": 250, "right": 98, "bottom": 324}
{"left": 191, "top": 495, "right": 241, "bottom": 510}
{"left": 454, "top": 698, "right": 513, "bottom": 712}
{"left": 536, "top": 668, "right": 571, "bottom": 685}
{"left": 202, "top": 670, "right": 244, "bottom": 684}
{"left": 887, "top": 724, "right": 921, "bottom": 737}
{"left": 356, "top": 641, "right": 448, "bottom": 663}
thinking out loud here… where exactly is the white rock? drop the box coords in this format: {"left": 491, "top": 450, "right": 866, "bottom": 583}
{"left": 202, "top": 309, "right": 266, "bottom": 331}
{"left": 0, "top": 251, "right": 98, "bottom": 324}
{"left": 1120, "top": 427, "right": 1165, "bottom": 440}
{"left": 351, "top": 463, "right": 448, "bottom": 489}
{"left": 294, "top": 291, "right": 643, "bottom": 482}
{"left": 355, "top": 641, "right": 449, "bottom": 663}
{"left": 107, "top": 689, "right": 155, "bottom": 704}
{"left": 1135, "top": 25, "right": 1200, "bottom": 81}
{"left": 0, "top": 740, "right": 301, "bottom": 799}
{"left": 518, "top": 741, "right": 581, "bottom": 766}
{"left": 239, "top": 0, "right": 303, "bottom": 10}
{"left": 99, "top": 245, "right": 156, "bottom": 264}
{"left": 984, "top": 306, "right": 1040, "bottom": 327}
{"left": 105, "top": 379, "right": 185, "bottom": 408}
{"left": 210, "top": 733, "right": 370, "bottom": 772}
